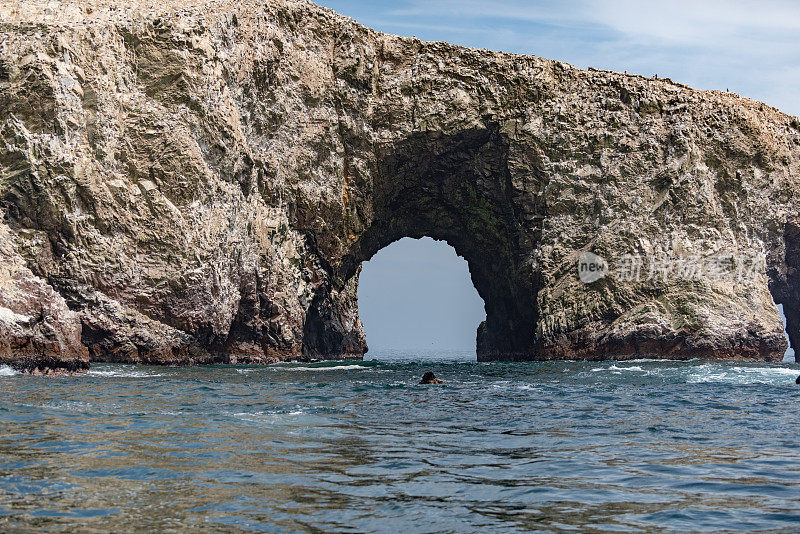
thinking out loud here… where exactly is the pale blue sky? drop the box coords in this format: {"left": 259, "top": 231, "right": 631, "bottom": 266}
{"left": 329, "top": 1, "right": 800, "bottom": 352}
{"left": 359, "top": 238, "right": 484, "bottom": 352}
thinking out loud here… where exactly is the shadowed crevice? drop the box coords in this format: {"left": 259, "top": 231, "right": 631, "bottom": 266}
{"left": 769, "top": 219, "right": 800, "bottom": 360}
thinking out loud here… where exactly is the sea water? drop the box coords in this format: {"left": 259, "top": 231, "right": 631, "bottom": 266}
{"left": 1, "top": 352, "right": 800, "bottom": 532}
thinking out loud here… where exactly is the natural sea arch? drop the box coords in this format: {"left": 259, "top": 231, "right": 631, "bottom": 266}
{"left": 300, "top": 128, "right": 543, "bottom": 362}
{"left": 300, "top": 122, "right": 800, "bottom": 364}
{"left": 3, "top": 1, "right": 800, "bottom": 371}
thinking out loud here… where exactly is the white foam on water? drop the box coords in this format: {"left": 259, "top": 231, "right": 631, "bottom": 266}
{"left": 626, "top": 358, "right": 698, "bottom": 363}
{"left": 732, "top": 366, "right": 800, "bottom": 376}
{"left": 686, "top": 364, "right": 799, "bottom": 385}
{"left": 592, "top": 365, "right": 645, "bottom": 372}
{"left": 0, "top": 365, "right": 18, "bottom": 376}
{"left": 617, "top": 365, "right": 644, "bottom": 372}
{"left": 87, "top": 368, "right": 162, "bottom": 378}
{"left": 269, "top": 364, "right": 370, "bottom": 371}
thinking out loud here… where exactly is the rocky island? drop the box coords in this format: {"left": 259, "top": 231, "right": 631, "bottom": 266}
{"left": 1, "top": 0, "right": 799, "bottom": 372}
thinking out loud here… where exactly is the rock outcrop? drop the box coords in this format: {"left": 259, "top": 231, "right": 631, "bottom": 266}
{"left": 1, "top": 0, "right": 799, "bottom": 369}
{"left": 0, "top": 223, "right": 88, "bottom": 372}
{"left": 419, "top": 371, "right": 444, "bottom": 385}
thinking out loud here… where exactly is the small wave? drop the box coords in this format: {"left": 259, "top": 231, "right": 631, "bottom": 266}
{"left": 227, "top": 410, "right": 305, "bottom": 425}
{"left": 269, "top": 364, "right": 370, "bottom": 371}
{"left": 731, "top": 366, "right": 799, "bottom": 376}
{"left": 0, "top": 365, "right": 18, "bottom": 377}
{"left": 626, "top": 358, "right": 698, "bottom": 363}
{"left": 41, "top": 401, "right": 95, "bottom": 411}
{"left": 592, "top": 365, "right": 645, "bottom": 373}
{"left": 687, "top": 364, "right": 799, "bottom": 385}
{"left": 489, "top": 381, "right": 541, "bottom": 393}
{"left": 87, "top": 369, "right": 162, "bottom": 378}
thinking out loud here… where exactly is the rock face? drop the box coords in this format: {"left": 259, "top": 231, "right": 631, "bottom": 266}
{"left": 1, "top": 0, "right": 799, "bottom": 369}
{"left": 0, "top": 223, "right": 89, "bottom": 372}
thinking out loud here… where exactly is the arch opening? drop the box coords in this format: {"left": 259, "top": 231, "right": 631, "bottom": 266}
{"left": 357, "top": 237, "right": 485, "bottom": 359}
{"left": 778, "top": 304, "right": 796, "bottom": 362}
{"left": 301, "top": 125, "right": 544, "bottom": 361}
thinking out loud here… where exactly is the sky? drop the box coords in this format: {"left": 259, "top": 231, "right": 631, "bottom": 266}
{"left": 330, "top": 1, "right": 800, "bottom": 352}
{"left": 358, "top": 238, "right": 485, "bottom": 352}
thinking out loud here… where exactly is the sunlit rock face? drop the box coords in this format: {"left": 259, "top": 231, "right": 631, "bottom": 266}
{"left": 1, "top": 0, "right": 800, "bottom": 370}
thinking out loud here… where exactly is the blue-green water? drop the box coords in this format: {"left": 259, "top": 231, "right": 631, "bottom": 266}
{"left": 2, "top": 353, "right": 800, "bottom": 532}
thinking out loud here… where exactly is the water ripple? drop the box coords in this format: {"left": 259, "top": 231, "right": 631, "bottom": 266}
{"left": 0, "top": 359, "right": 799, "bottom": 531}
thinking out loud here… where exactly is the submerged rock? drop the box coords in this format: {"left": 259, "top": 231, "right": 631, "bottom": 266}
{"left": 420, "top": 372, "right": 444, "bottom": 385}
{"left": 1, "top": 0, "right": 799, "bottom": 370}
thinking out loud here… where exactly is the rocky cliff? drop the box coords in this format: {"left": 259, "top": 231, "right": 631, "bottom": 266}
{"left": 1, "top": 0, "right": 799, "bottom": 371}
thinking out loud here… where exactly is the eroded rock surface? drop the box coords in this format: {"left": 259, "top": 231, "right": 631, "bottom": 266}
{"left": 0, "top": 223, "right": 88, "bottom": 371}
{"left": 1, "top": 0, "right": 799, "bottom": 367}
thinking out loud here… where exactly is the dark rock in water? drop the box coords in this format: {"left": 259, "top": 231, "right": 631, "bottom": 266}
{"left": 795, "top": 375, "right": 800, "bottom": 385}
{"left": 420, "top": 372, "right": 444, "bottom": 385}
{"left": 1, "top": 0, "right": 800, "bottom": 371}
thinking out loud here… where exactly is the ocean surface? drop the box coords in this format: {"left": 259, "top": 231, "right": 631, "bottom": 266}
{"left": 2, "top": 351, "right": 800, "bottom": 532}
